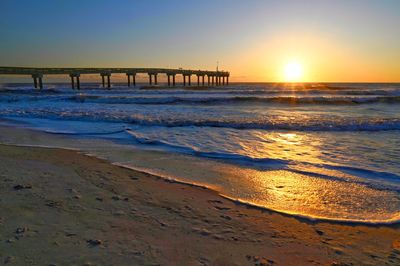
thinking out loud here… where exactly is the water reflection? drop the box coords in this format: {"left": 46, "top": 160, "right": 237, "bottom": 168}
{"left": 242, "top": 131, "right": 324, "bottom": 165}
{"left": 216, "top": 166, "right": 400, "bottom": 223}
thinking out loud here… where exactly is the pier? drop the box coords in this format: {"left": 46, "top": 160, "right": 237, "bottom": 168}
{"left": 0, "top": 67, "right": 230, "bottom": 89}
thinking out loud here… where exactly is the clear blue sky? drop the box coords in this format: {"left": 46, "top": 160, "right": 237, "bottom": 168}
{"left": 1, "top": 0, "right": 399, "bottom": 81}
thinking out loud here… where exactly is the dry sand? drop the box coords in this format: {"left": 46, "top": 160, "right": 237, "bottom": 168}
{"left": 0, "top": 144, "right": 399, "bottom": 265}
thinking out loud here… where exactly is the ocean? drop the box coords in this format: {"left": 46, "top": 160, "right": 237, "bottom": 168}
{"left": 0, "top": 82, "right": 399, "bottom": 224}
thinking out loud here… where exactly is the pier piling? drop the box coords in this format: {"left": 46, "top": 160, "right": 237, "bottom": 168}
{"left": 38, "top": 77, "right": 43, "bottom": 89}
{"left": 127, "top": 73, "right": 131, "bottom": 87}
{"left": 32, "top": 75, "right": 38, "bottom": 88}
{"left": 100, "top": 73, "right": 111, "bottom": 88}
{"left": 70, "top": 75, "right": 75, "bottom": 89}
{"left": 32, "top": 74, "right": 43, "bottom": 89}
{"left": 69, "top": 73, "right": 80, "bottom": 90}
{"left": 76, "top": 76, "right": 80, "bottom": 89}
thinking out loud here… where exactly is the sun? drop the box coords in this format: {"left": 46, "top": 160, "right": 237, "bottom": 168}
{"left": 284, "top": 61, "right": 303, "bottom": 82}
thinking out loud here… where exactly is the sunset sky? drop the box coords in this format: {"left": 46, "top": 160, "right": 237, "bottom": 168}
{"left": 1, "top": 0, "right": 399, "bottom": 82}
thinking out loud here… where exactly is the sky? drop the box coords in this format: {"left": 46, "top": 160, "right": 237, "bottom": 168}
{"left": 0, "top": 0, "right": 399, "bottom": 82}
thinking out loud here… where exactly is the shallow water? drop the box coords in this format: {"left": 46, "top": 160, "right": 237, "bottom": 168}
{"left": 0, "top": 82, "right": 399, "bottom": 223}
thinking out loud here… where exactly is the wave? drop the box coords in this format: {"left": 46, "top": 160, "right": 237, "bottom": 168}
{"left": 127, "top": 118, "right": 400, "bottom": 131}
{"left": 125, "top": 129, "right": 400, "bottom": 189}
{"left": 0, "top": 95, "right": 68, "bottom": 103}
{"left": 115, "top": 160, "right": 400, "bottom": 225}
{"left": 2, "top": 111, "right": 400, "bottom": 131}
{"left": 67, "top": 94, "right": 400, "bottom": 105}
{"left": 218, "top": 195, "right": 400, "bottom": 225}
{"left": 43, "top": 129, "right": 126, "bottom": 135}
{"left": 0, "top": 88, "right": 63, "bottom": 95}
{"left": 113, "top": 161, "right": 400, "bottom": 225}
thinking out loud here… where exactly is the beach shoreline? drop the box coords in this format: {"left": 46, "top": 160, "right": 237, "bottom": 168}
{"left": 1, "top": 142, "right": 400, "bottom": 265}
{"left": 0, "top": 121, "right": 398, "bottom": 226}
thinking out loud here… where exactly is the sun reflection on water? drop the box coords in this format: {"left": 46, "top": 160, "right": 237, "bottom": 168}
{"left": 216, "top": 165, "right": 400, "bottom": 223}
{"left": 242, "top": 131, "right": 324, "bottom": 165}
{"left": 211, "top": 130, "right": 400, "bottom": 223}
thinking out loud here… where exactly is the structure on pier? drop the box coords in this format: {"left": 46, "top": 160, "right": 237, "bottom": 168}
{"left": 0, "top": 67, "right": 230, "bottom": 90}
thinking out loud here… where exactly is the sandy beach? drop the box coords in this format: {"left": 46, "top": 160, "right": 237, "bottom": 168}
{"left": 0, "top": 143, "right": 399, "bottom": 266}
{"left": 1, "top": 0, "right": 400, "bottom": 264}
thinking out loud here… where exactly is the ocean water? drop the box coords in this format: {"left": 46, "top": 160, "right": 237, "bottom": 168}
{"left": 0, "top": 82, "right": 399, "bottom": 224}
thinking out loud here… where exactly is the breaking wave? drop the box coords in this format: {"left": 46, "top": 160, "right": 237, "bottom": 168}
{"left": 66, "top": 94, "right": 400, "bottom": 105}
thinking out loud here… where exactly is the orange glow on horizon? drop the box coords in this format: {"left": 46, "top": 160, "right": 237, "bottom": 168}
{"left": 226, "top": 30, "right": 400, "bottom": 83}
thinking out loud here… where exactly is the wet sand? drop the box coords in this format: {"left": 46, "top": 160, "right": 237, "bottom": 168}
{"left": 0, "top": 144, "right": 400, "bottom": 265}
